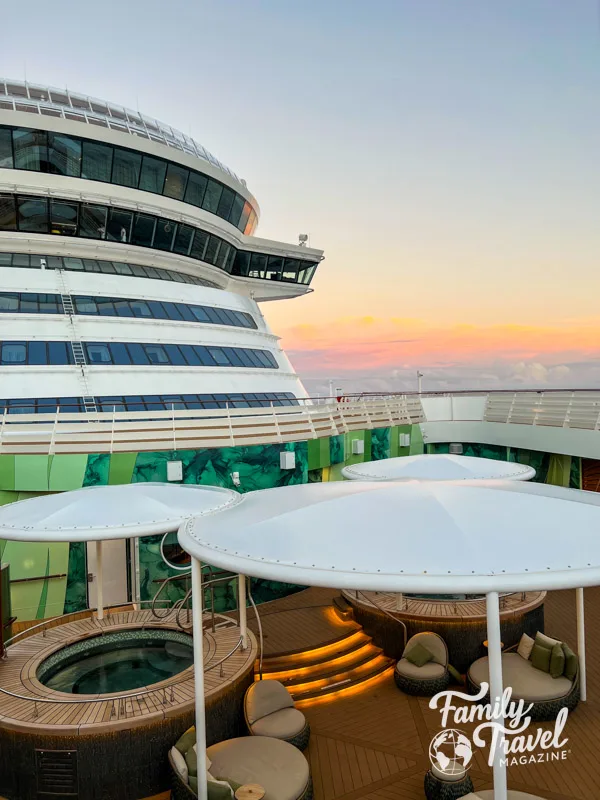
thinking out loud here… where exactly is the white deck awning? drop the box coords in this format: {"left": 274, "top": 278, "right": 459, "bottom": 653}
{"left": 341, "top": 454, "right": 535, "bottom": 482}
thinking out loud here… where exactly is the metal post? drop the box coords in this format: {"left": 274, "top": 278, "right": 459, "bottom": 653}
{"left": 95, "top": 540, "right": 104, "bottom": 620}
{"left": 486, "top": 591, "right": 507, "bottom": 800}
{"left": 576, "top": 588, "right": 587, "bottom": 702}
{"left": 238, "top": 574, "right": 248, "bottom": 649}
{"left": 132, "top": 537, "right": 141, "bottom": 609}
{"left": 191, "top": 557, "right": 208, "bottom": 800}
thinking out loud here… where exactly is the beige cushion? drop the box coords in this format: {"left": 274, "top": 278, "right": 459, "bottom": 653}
{"left": 246, "top": 680, "right": 295, "bottom": 726}
{"left": 403, "top": 632, "right": 447, "bottom": 666}
{"left": 396, "top": 658, "right": 446, "bottom": 681}
{"left": 461, "top": 792, "right": 546, "bottom": 799}
{"left": 431, "top": 759, "right": 466, "bottom": 782}
{"left": 170, "top": 746, "right": 189, "bottom": 784}
{"left": 207, "top": 736, "right": 310, "bottom": 800}
{"left": 469, "top": 653, "right": 573, "bottom": 702}
{"left": 517, "top": 633, "right": 535, "bottom": 660}
{"left": 251, "top": 707, "right": 306, "bottom": 739}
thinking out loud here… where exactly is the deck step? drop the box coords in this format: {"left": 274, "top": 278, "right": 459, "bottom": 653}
{"left": 332, "top": 595, "right": 354, "bottom": 621}
{"left": 291, "top": 655, "right": 394, "bottom": 702}
{"left": 261, "top": 630, "right": 372, "bottom": 671}
{"left": 263, "top": 642, "right": 385, "bottom": 686}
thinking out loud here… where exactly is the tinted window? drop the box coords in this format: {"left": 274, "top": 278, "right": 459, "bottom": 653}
{"left": 50, "top": 201, "right": 78, "bottom": 236}
{"left": 145, "top": 344, "right": 169, "bottom": 364}
{"left": 132, "top": 213, "right": 156, "bottom": 247}
{"left": 126, "top": 343, "right": 150, "bottom": 364}
{"left": 173, "top": 225, "right": 193, "bottom": 256}
{"left": 86, "top": 343, "right": 112, "bottom": 364}
{"left": 28, "top": 341, "right": 47, "bottom": 364}
{"left": 163, "top": 163, "right": 188, "bottom": 200}
{"left": 204, "top": 236, "right": 221, "bottom": 265}
{"left": 189, "top": 229, "right": 209, "bottom": 260}
{"left": 80, "top": 204, "right": 107, "bottom": 239}
{"left": 202, "top": 180, "right": 222, "bottom": 213}
{"left": 139, "top": 155, "right": 167, "bottom": 193}
{"left": 81, "top": 141, "right": 113, "bottom": 181}
{"left": 109, "top": 343, "right": 131, "bottom": 364}
{"left": 107, "top": 209, "right": 133, "bottom": 243}
{"left": 1, "top": 342, "right": 26, "bottom": 363}
{"left": 217, "top": 187, "right": 235, "bottom": 220}
{"left": 50, "top": 342, "right": 71, "bottom": 364}
{"left": 229, "top": 194, "right": 245, "bottom": 227}
{"left": 0, "top": 196, "right": 16, "bottom": 231}
{"left": 112, "top": 148, "right": 142, "bottom": 188}
{"left": 13, "top": 129, "right": 48, "bottom": 171}
{"left": 185, "top": 172, "right": 207, "bottom": 207}
{"left": 17, "top": 197, "right": 48, "bottom": 233}
{"left": 250, "top": 253, "right": 267, "bottom": 278}
{"left": 0, "top": 294, "right": 18, "bottom": 311}
{"left": 0, "top": 128, "right": 13, "bottom": 169}
{"left": 154, "top": 218, "right": 176, "bottom": 251}
{"left": 48, "top": 134, "right": 81, "bottom": 177}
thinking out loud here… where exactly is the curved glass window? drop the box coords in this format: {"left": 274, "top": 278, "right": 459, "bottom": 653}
{"left": 0, "top": 340, "right": 278, "bottom": 368}
{"left": 0, "top": 392, "right": 299, "bottom": 414}
{"left": 0, "top": 124, "right": 258, "bottom": 233}
{"left": 0, "top": 290, "right": 257, "bottom": 328}
{"left": 0, "top": 194, "right": 319, "bottom": 287}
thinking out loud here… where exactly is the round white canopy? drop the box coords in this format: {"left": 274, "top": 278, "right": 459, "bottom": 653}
{"left": 0, "top": 482, "right": 240, "bottom": 541}
{"left": 178, "top": 479, "right": 600, "bottom": 594}
{"left": 341, "top": 454, "right": 535, "bottom": 482}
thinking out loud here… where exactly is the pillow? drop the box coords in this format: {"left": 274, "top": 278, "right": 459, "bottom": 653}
{"left": 170, "top": 746, "right": 189, "bottom": 784}
{"left": 530, "top": 643, "right": 551, "bottom": 673}
{"left": 185, "top": 746, "right": 197, "bottom": 778}
{"left": 405, "top": 642, "right": 433, "bottom": 668}
{"left": 189, "top": 776, "right": 198, "bottom": 795}
{"left": 562, "top": 642, "right": 578, "bottom": 681}
{"left": 207, "top": 777, "right": 234, "bottom": 800}
{"left": 535, "top": 632, "right": 561, "bottom": 650}
{"left": 175, "top": 726, "right": 196, "bottom": 755}
{"left": 550, "top": 642, "right": 566, "bottom": 678}
{"left": 192, "top": 744, "right": 212, "bottom": 774}
{"left": 216, "top": 778, "right": 243, "bottom": 793}
{"left": 517, "top": 633, "right": 535, "bottom": 660}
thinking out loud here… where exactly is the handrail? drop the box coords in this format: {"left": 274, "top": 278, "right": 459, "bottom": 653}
{"left": 151, "top": 572, "right": 191, "bottom": 619}
{"left": 247, "top": 581, "right": 264, "bottom": 680}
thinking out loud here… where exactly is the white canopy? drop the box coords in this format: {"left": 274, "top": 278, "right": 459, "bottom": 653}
{"left": 178, "top": 479, "right": 600, "bottom": 594}
{"left": 342, "top": 454, "right": 535, "bottom": 482}
{"left": 0, "top": 482, "right": 240, "bottom": 541}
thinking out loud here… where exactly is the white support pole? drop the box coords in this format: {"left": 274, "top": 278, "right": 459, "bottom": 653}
{"left": 95, "top": 540, "right": 104, "bottom": 620}
{"left": 238, "top": 574, "right": 248, "bottom": 650}
{"left": 191, "top": 557, "right": 208, "bottom": 800}
{"left": 133, "top": 537, "right": 141, "bottom": 609}
{"left": 486, "top": 591, "right": 507, "bottom": 800}
{"left": 576, "top": 587, "right": 587, "bottom": 702}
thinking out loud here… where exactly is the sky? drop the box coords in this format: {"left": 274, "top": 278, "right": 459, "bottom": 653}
{"left": 3, "top": 0, "right": 600, "bottom": 395}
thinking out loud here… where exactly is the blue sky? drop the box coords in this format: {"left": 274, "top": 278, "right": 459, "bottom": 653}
{"left": 3, "top": 1, "right": 600, "bottom": 393}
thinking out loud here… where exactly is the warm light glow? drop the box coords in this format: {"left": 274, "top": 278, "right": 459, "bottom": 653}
{"left": 285, "top": 654, "right": 390, "bottom": 697}
{"left": 265, "top": 629, "right": 367, "bottom": 667}
{"left": 294, "top": 666, "right": 394, "bottom": 708}
{"left": 263, "top": 642, "right": 377, "bottom": 682}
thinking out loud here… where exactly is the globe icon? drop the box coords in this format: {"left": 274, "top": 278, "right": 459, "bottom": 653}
{"left": 429, "top": 729, "right": 473, "bottom": 775}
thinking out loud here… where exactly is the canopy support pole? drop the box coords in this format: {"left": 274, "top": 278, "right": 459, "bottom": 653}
{"left": 191, "top": 557, "right": 208, "bottom": 800}
{"left": 95, "top": 540, "right": 104, "bottom": 620}
{"left": 576, "top": 587, "right": 587, "bottom": 702}
{"left": 486, "top": 591, "right": 507, "bottom": 800}
{"left": 238, "top": 574, "right": 247, "bottom": 650}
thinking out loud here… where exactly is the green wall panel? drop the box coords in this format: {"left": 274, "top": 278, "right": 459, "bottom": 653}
{"left": 14, "top": 456, "right": 51, "bottom": 491}
{"left": 63, "top": 541, "right": 88, "bottom": 613}
{"left": 108, "top": 452, "right": 138, "bottom": 485}
{"left": 371, "top": 428, "right": 391, "bottom": 461}
{"left": 307, "top": 438, "right": 330, "bottom": 471}
{"left": 408, "top": 424, "right": 424, "bottom": 455}
{"left": 0, "top": 456, "right": 15, "bottom": 491}
{"left": 48, "top": 455, "right": 89, "bottom": 491}
{"left": 330, "top": 434, "right": 345, "bottom": 464}
{"left": 5, "top": 540, "right": 69, "bottom": 620}
{"left": 83, "top": 453, "right": 111, "bottom": 486}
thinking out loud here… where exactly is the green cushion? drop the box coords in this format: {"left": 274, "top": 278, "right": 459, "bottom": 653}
{"left": 216, "top": 777, "right": 243, "bottom": 792}
{"left": 207, "top": 779, "right": 234, "bottom": 800}
{"left": 530, "top": 643, "right": 551, "bottom": 673}
{"left": 535, "top": 632, "right": 561, "bottom": 650}
{"left": 185, "top": 746, "right": 197, "bottom": 778}
{"left": 550, "top": 642, "right": 565, "bottom": 678}
{"left": 562, "top": 642, "right": 578, "bottom": 681}
{"left": 405, "top": 641, "right": 433, "bottom": 667}
{"left": 175, "top": 725, "right": 196, "bottom": 755}
{"left": 447, "top": 664, "right": 463, "bottom": 684}
{"left": 189, "top": 776, "right": 198, "bottom": 795}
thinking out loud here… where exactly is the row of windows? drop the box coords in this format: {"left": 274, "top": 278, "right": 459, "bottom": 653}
{"left": 0, "top": 341, "right": 279, "bottom": 368}
{"left": 0, "top": 126, "right": 258, "bottom": 234}
{"left": 0, "top": 195, "right": 319, "bottom": 286}
{"left": 0, "top": 292, "right": 257, "bottom": 329}
{"left": 0, "top": 252, "right": 217, "bottom": 286}
{"left": 0, "top": 392, "right": 298, "bottom": 414}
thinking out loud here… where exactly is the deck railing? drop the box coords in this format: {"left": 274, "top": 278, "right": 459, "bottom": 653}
{"left": 483, "top": 391, "right": 600, "bottom": 430}
{"left": 0, "top": 395, "right": 424, "bottom": 455}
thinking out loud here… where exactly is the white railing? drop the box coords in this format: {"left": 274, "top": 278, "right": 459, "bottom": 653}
{"left": 484, "top": 391, "right": 600, "bottom": 430}
{"left": 0, "top": 396, "right": 424, "bottom": 455}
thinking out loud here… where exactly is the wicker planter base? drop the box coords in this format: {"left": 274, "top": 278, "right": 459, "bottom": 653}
{"left": 394, "top": 668, "right": 450, "bottom": 697}
{"left": 286, "top": 721, "right": 311, "bottom": 751}
{"left": 424, "top": 769, "right": 474, "bottom": 799}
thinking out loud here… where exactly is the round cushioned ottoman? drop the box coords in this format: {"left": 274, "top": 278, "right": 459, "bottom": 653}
{"left": 207, "top": 736, "right": 312, "bottom": 800}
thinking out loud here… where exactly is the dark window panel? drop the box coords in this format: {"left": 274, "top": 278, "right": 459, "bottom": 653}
{"left": 0, "top": 293, "right": 19, "bottom": 311}
{"left": 189, "top": 229, "right": 209, "bottom": 261}
{"left": 85, "top": 343, "right": 112, "bottom": 364}
{"left": 20, "top": 293, "right": 39, "bottom": 312}
{"left": 28, "top": 341, "right": 47, "bottom": 364}
{"left": 48, "top": 133, "right": 81, "bottom": 177}
{"left": 202, "top": 179, "right": 223, "bottom": 213}
{"left": 154, "top": 218, "right": 176, "bottom": 251}
{"left": 17, "top": 196, "right": 49, "bottom": 233}
{"left": 204, "top": 235, "right": 221, "bottom": 265}
{"left": 132, "top": 213, "right": 156, "bottom": 247}
{"left": 0, "top": 196, "right": 16, "bottom": 230}
{"left": 126, "top": 343, "right": 150, "bottom": 365}
{"left": 232, "top": 251, "right": 250, "bottom": 277}
{"left": 112, "top": 148, "right": 142, "bottom": 188}
{"left": 13, "top": 129, "right": 48, "bottom": 171}
{"left": 48, "top": 341, "right": 69, "bottom": 364}
{"left": 139, "top": 155, "right": 167, "bottom": 193}
{"left": 130, "top": 300, "right": 152, "bottom": 317}
{"left": 81, "top": 141, "right": 113, "bottom": 182}
{"left": 79, "top": 204, "right": 107, "bottom": 239}
{"left": 0, "top": 128, "right": 13, "bottom": 168}
{"left": 50, "top": 200, "right": 78, "bottom": 237}
{"left": 74, "top": 296, "right": 98, "bottom": 314}
{"left": 216, "top": 243, "right": 230, "bottom": 270}
{"left": 163, "top": 163, "right": 189, "bottom": 201}
{"left": 249, "top": 252, "right": 267, "bottom": 279}
{"left": 1, "top": 342, "right": 26, "bottom": 364}
{"left": 145, "top": 344, "right": 169, "bottom": 364}
{"left": 63, "top": 257, "right": 84, "bottom": 271}
{"left": 216, "top": 186, "right": 235, "bottom": 220}
{"left": 161, "top": 302, "right": 183, "bottom": 321}
{"left": 146, "top": 300, "right": 169, "bottom": 319}
{"left": 266, "top": 255, "right": 283, "bottom": 280}
{"left": 173, "top": 225, "right": 194, "bottom": 256}
{"left": 106, "top": 209, "right": 133, "bottom": 243}
{"left": 108, "top": 342, "right": 132, "bottom": 364}
{"left": 178, "top": 344, "right": 202, "bottom": 366}
{"left": 282, "top": 258, "right": 300, "bottom": 282}
{"left": 163, "top": 344, "right": 186, "bottom": 365}
{"left": 185, "top": 172, "right": 208, "bottom": 207}
{"left": 229, "top": 194, "right": 245, "bottom": 228}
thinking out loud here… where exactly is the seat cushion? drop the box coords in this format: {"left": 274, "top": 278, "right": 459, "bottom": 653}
{"left": 396, "top": 658, "right": 446, "bottom": 681}
{"left": 207, "top": 736, "right": 310, "bottom": 800}
{"left": 404, "top": 632, "right": 447, "bottom": 666}
{"left": 251, "top": 707, "right": 307, "bottom": 740}
{"left": 462, "top": 791, "right": 547, "bottom": 799}
{"left": 469, "top": 653, "right": 573, "bottom": 702}
{"left": 246, "top": 680, "right": 295, "bottom": 726}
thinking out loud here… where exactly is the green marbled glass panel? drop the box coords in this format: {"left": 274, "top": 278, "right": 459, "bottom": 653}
{"left": 63, "top": 541, "right": 88, "bottom": 613}
{"left": 371, "top": 427, "right": 391, "bottom": 461}
{"left": 83, "top": 453, "right": 111, "bottom": 486}
{"left": 329, "top": 434, "right": 345, "bottom": 465}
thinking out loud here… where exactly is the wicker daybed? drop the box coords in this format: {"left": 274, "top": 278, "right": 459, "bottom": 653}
{"left": 394, "top": 632, "right": 451, "bottom": 696}
{"left": 467, "top": 641, "right": 579, "bottom": 722}
{"left": 244, "top": 679, "right": 310, "bottom": 750}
